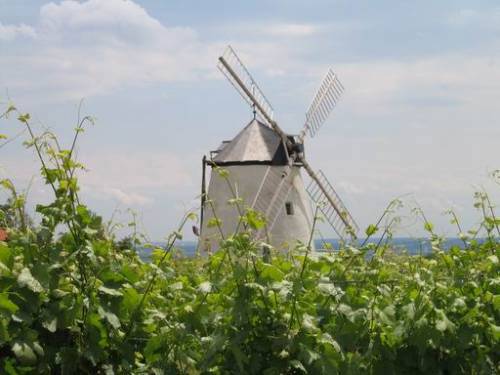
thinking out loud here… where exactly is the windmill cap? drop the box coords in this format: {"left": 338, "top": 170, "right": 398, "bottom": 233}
{"left": 212, "top": 118, "right": 288, "bottom": 165}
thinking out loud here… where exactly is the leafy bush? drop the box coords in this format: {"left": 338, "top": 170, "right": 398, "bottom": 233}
{"left": 0, "top": 107, "right": 498, "bottom": 374}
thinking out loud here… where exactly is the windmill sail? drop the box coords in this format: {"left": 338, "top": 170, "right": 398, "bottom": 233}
{"left": 299, "top": 69, "right": 344, "bottom": 142}
{"left": 303, "top": 163, "right": 358, "bottom": 239}
{"left": 218, "top": 46, "right": 275, "bottom": 126}
{"left": 218, "top": 45, "right": 290, "bottom": 144}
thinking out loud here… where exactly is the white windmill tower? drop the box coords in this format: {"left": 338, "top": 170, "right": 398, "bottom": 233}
{"left": 199, "top": 46, "right": 358, "bottom": 251}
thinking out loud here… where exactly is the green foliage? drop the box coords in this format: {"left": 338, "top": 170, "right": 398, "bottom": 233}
{"left": 0, "top": 106, "right": 498, "bottom": 374}
{"left": 0, "top": 179, "right": 32, "bottom": 231}
{"left": 365, "top": 224, "right": 378, "bottom": 237}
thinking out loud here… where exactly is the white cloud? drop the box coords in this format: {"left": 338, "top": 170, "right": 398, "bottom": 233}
{"left": 0, "top": 0, "right": 221, "bottom": 100}
{"left": 80, "top": 151, "right": 194, "bottom": 190}
{"left": 39, "top": 0, "right": 164, "bottom": 34}
{"left": 0, "top": 1, "right": 360, "bottom": 101}
{"left": 0, "top": 22, "right": 36, "bottom": 41}
{"left": 220, "top": 19, "right": 361, "bottom": 40}
{"left": 2, "top": 1, "right": 499, "bottom": 112}
{"left": 330, "top": 53, "right": 500, "bottom": 120}
{"left": 0, "top": 148, "right": 195, "bottom": 207}
{"left": 84, "top": 186, "right": 152, "bottom": 206}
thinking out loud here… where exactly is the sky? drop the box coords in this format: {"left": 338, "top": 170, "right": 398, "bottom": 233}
{"left": 0, "top": 0, "right": 499, "bottom": 241}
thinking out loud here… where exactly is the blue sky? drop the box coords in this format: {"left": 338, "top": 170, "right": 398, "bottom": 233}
{"left": 1, "top": 0, "right": 499, "bottom": 240}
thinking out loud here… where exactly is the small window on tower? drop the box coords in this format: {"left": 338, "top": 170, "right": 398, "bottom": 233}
{"left": 285, "top": 202, "right": 294, "bottom": 215}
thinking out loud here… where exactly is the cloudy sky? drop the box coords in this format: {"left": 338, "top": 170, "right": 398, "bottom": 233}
{"left": 1, "top": 0, "right": 499, "bottom": 240}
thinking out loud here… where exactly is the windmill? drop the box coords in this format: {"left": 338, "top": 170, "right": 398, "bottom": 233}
{"left": 199, "top": 46, "right": 358, "bottom": 251}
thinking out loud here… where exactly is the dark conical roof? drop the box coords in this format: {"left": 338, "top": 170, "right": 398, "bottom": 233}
{"left": 213, "top": 118, "right": 288, "bottom": 165}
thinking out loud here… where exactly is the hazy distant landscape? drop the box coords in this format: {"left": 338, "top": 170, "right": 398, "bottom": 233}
{"left": 136, "top": 237, "right": 478, "bottom": 260}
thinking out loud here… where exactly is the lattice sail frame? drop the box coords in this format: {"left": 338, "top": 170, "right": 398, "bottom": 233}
{"left": 301, "top": 69, "right": 345, "bottom": 140}
{"left": 217, "top": 46, "right": 275, "bottom": 126}
{"left": 306, "top": 169, "right": 359, "bottom": 240}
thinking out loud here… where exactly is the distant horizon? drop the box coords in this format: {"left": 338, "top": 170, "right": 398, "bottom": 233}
{"left": 148, "top": 236, "right": 479, "bottom": 245}
{"left": 137, "top": 237, "right": 479, "bottom": 261}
